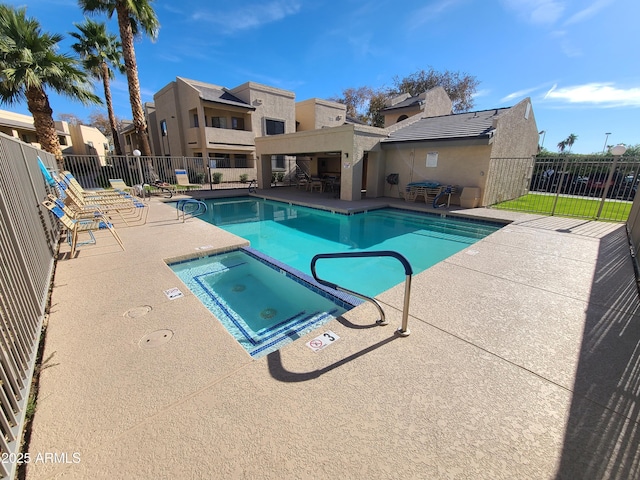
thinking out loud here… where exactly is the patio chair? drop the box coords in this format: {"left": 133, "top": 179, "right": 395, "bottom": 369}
{"left": 42, "top": 199, "right": 125, "bottom": 256}
{"left": 174, "top": 169, "right": 201, "bottom": 191}
{"left": 295, "top": 173, "right": 309, "bottom": 190}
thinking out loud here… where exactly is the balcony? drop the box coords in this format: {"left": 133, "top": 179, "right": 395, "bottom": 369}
{"left": 185, "top": 127, "right": 255, "bottom": 150}
{"left": 205, "top": 127, "right": 255, "bottom": 148}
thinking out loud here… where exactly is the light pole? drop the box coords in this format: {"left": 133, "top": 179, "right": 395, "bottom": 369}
{"left": 538, "top": 130, "right": 546, "bottom": 149}
{"left": 603, "top": 132, "right": 611, "bottom": 153}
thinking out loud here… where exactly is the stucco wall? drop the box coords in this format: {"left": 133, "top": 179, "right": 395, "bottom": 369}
{"left": 154, "top": 80, "right": 187, "bottom": 156}
{"left": 230, "top": 82, "right": 296, "bottom": 137}
{"left": 490, "top": 98, "right": 539, "bottom": 159}
{"left": 69, "top": 124, "right": 108, "bottom": 157}
{"left": 295, "top": 99, "right": 346, "bottom": 131}
{"left": 483, "top": 157, "right": 535, "bottom": 205}
{"left": 383, "top": 87, "right": 453, "bottom": 127}
{"left": 421, "top": 87, "right": 453, "bottom": 118}
{"left": 256, "top": 124, "right": 386, "bottom": 200}
{"left": 382, "top": 144, "right": 492, "bottom": 205}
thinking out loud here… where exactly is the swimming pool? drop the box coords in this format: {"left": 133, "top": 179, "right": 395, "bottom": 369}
{"left": 169, "top": 248, "right": 353, "bottom": 358}
{"left": 197, "top": 198, "right": 502, "bottom": 297}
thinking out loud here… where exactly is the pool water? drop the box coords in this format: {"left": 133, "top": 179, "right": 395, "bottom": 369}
{"left": 198, "top": 198, "right": 501, "bottom": 297}
{"left": 169, "top": 249, "right": 352, "bottom": 358}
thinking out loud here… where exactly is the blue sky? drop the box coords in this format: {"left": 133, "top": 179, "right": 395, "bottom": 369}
{"left": 5, "top": 0, "right": 639, "bottom": 154}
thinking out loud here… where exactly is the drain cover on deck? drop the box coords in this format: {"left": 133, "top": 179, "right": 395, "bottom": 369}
{"left": 139, "top": 329, "right": 174, "bottom": 349}
{"left": 124, "top": 305, "right": 152, "bottom": 318}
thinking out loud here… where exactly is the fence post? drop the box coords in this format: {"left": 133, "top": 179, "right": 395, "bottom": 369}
{"left": 596, "top": 155, "right": 620, "bottom": 219}
{"left": 134, "top": 154, "right": 144, "bottom": 184}
{"left": 550, "top": 156, "right": 569, "bottom": 216}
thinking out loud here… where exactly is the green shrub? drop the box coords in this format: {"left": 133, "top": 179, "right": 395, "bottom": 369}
{"left": 239, "top": 173, "right": 248, "bottom": 183}
{"left": 212, "top": 172, "right": 223, "bottom": 184}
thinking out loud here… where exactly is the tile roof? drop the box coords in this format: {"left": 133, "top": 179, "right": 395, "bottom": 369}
{"left": 188, "top": 82, "right": 254, "bottom": 110}
{"left": 380, "top": 96, "right": 422, "bottom": 112}
{"left": 383, "top": 107, "right": 510, "bottom": 144}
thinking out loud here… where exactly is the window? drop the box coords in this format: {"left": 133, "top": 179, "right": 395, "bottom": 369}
{"left": 125, "top": 136, "right": 132, "bottom": 146}
{"left": 234, "top": 154, "right": 247, "bottom": 168}
{"left": 211, "top": 117, "right": 227, "bottom": 129}
{"left": 272, "top": 155, "right": 285, "bottom": 169}
{"left": 160, "top": 119, "right": 167, "bottom": 136}
{"left": 193, "top": 114, "right": 199, "bottom": 128}
{"left": 232, "top": 117, "right": 245, "bottom": 130}
{"left": 210, "top": 153, "right": 230, "bottom": 168}
{"left": 265, "top": 119, "right": 285, "bottom": 135}
{"left": 59, "top": 136, "right": 68, "bottom": 146}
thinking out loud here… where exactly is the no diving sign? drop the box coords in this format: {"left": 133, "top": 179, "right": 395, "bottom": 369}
{"left": 306, "top": 331, "right": 340, "bottom": 352}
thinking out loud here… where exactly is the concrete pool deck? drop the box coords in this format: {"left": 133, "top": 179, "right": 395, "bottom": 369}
{"left": 25, "top": 188, "right": 640, "bottom": 479}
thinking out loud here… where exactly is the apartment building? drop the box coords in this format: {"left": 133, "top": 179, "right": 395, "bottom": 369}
{"left": 0, "top": 108, "right": 109, "bottom": 157}
{"left": 150, "top": 78, "right": 298, "bottom": 166}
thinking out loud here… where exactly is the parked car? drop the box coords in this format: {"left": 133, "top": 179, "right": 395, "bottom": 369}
{"left": 586, "top": 173, "right": 614, "bottom": 196}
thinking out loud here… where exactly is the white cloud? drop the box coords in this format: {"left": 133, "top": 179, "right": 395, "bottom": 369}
{"left": 564, "top": 0, "right": 613, "bottom": 26}
{"left": 500, "top": 0, "right": 565, "bottom": 26}
{"left": 500, "top": 82, "right": 557, "bottom": 102}
{"left": 191, "top": 1, "right": 301, "bottom": 33}
{"left": 409, "top": 0, "right": 465, "bottom": 28}
{"left": 542, "top": 83, "right": 640, "bottom": 107}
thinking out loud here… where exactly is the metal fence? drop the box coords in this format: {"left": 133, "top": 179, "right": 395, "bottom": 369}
{"left": 486, "top": 156, "right": 640, "bottom": 221}
{"left": 63, "top": 154, "right": 302, "bottom": 192}
{"left": 0, "top": 133, "right": 59, "bottom": 479}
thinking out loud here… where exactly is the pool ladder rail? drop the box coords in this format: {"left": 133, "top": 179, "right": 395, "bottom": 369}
{"left": 310, "top": 250, "right": 412, "bottom": 336}
{"left": 176, "top": 199, "right": 207, "bottom": 223}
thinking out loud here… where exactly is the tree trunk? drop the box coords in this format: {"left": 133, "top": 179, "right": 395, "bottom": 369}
{"left": 26, "top": 86, "right": 63, "bottom": 168}
{"left": 101, "top": 62, "right": 123, "bottom": 156}
{"left": 116, "top": 3, "right": 151, "bottom": 156}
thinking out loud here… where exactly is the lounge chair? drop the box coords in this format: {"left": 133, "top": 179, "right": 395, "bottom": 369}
{"left": 42, "top": 199, "right": 125, "bottom": 256}
{"left": 174, "top": 169, "right": 201, "bottom": 191}
{"left": 55, "top": 175, "right": 148, "bottom": 225}
{"left": 109, "top": 178, "right": 134, "bottom": 194}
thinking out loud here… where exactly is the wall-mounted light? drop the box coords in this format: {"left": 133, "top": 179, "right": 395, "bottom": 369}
{"left": 336, "top": 115, "right": 343, "bottom": 120}
{"left": 344, "top": 152, "right": 349, "bottom": 158}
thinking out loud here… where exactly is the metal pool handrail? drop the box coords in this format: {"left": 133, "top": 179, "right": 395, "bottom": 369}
{"left": 176, "top": 199, "right": 207, "bottom": 222}
{"left": 310, "top": 250, "right": 413, "bottom": 336}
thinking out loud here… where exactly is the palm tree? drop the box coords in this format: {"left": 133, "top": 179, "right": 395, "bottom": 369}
{"left": 565, "top": 133, "right": 578, "bottom": 153}
{"left": 70, "top": 18, "right": 125, "bottom": 155}
{"left": 557, "top": 140, "right": 567, "bottom": 153}
{"left": 0, "top": 5, "right": 100, "bottom": 165}
{"left": 79, "top": 0, "right": 159, "bottom": 156}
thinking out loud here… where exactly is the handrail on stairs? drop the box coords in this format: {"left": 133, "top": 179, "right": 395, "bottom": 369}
{"left": 310, "top": 250, "right": 413, "bottom": 336}
{"left": 176, "top": 199, "right": 207, "bottom": 222}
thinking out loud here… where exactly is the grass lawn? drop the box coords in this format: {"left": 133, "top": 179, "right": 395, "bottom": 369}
{"left": 492, "top": 193, "right": 631, "bottom": 222}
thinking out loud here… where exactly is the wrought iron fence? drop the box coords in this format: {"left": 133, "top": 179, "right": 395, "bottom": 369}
{"left": 62, "top": 154, "right": 303, "bottom": 192}
{"left": 0, "top": 133, "right": 59, "bottom": 479}
{"left": 486, "top": 156, "right": 640, "bottom": 221}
